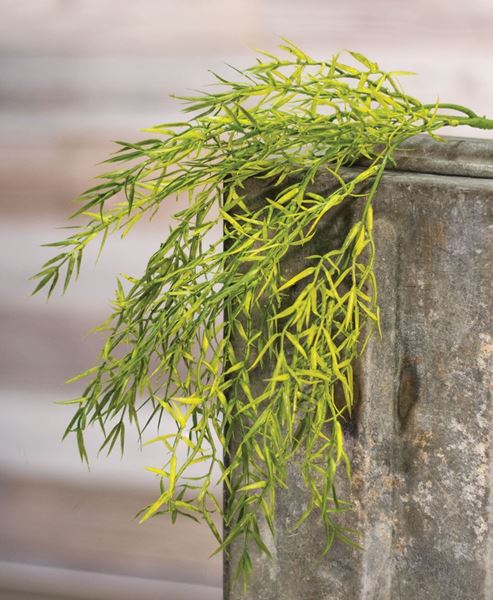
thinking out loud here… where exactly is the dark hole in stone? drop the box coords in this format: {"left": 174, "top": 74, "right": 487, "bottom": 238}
{"left": 397, "top": 360, "right": 419, "bottom": 432}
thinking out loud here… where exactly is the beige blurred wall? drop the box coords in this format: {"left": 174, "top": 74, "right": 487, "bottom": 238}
{"left": 0, "top": 1, "right": 492, "bottom": 599}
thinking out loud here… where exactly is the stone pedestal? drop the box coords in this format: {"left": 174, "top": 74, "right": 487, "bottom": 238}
{"left": 224, "top": 136, "right": 493, "bottom": 600}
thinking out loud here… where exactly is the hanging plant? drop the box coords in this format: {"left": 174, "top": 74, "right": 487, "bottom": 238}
{"left": 33, "top": 41, "right": 492, "bottom": 585}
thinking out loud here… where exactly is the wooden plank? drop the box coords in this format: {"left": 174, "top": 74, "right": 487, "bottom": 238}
{"left": 0, "top": 385, "right": 222, "bottom": 491}
{"left": 0, "top": 0, "right": 260, "bottom": 56}
{"left": 0, "top": 560, "right": 221, "bottom": 600}
{"left": 1, "top": 0, "right": 492, "bottom": 57}
{"left": 0, "top": 473, "right": 222, "bottom": 589}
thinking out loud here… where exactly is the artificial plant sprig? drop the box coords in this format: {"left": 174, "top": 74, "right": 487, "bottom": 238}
{"left": 33, "top": 41, "right": 492, "bottom": 585}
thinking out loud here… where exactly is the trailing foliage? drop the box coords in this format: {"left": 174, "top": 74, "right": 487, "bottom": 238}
{"left": 33, "top": 41, "right": 492, "bottom": 585}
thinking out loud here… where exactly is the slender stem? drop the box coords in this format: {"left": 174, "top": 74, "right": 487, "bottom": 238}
{"left": 441, "top": 115, "right": 493, "bottom": 130}
{"left": 424, "top": 103, "right": 478, "bottom": 118}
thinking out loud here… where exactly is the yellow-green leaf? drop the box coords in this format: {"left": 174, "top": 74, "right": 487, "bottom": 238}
{"left": 238, "top": 481, "right": 267, "bottom": 492}
{"left": 278, "top": 267, "right": 316, "bottom": 292}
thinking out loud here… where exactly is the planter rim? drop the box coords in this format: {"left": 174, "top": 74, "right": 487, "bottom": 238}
{"left": 375, "top": 134, "right": 493, "bottom": 179}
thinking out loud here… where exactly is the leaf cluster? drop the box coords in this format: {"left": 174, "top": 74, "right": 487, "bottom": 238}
{"left": 32, "top": 41, "right": 492, "bottom": 585}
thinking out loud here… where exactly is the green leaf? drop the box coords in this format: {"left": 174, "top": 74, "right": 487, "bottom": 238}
{"left": 238, "top": 481, "right": 267, "bottom": 492}
{"left": 278, "top": 267, "right": 316, "bottom": 291}
{"left": 30, "top": 39, "right": 491, "bottom": 586}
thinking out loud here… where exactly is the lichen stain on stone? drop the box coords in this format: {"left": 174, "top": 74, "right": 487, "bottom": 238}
{"left": 411, "top": 480, "right": 435, "bottom": 518}
{"left": 382, "top": 474, "right": 405, "bottom": 492}
{"left": 393, "top": 534, "right": 411, "bottom": 557}
{"left": 406, "top": 430, "right": 434, "bottom": 467}
{"left": 412, "top": 429, "right": 433, "bottom": 450}
{"left": 478, "top": 332, "right": 493, "bottom": 372}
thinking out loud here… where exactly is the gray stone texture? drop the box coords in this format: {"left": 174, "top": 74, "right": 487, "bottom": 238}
{"left": 225, "top": 136, "right": 493, "bottom": 600}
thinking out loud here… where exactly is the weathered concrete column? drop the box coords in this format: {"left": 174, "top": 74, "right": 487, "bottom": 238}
{"left": 224, "top": 136, "right": 493, "bottom": 600}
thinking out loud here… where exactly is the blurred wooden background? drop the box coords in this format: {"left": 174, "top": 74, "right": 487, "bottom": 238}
{"left": 0, "top": 1, "right": 492, "bottom": 598}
